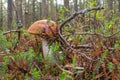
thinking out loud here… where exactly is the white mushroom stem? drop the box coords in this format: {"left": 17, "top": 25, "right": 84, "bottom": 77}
{"left": 42, "top": 38, "right": 52, "bottom": 58}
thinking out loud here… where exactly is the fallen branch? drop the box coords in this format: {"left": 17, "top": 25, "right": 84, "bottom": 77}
{"left": 56, "top": 63, "right": 73, "bottom": 75}
{"left": 75, "top": 32, "right": 106, "bottom": 37}
{"left": 72, "top": 44, "right": 93, "bottom": 49}
{"left": 75, "top": 30, "right": 120, "bottom": 38}
{"left": 3, "top": 30, "right": 21, "bottom": 35}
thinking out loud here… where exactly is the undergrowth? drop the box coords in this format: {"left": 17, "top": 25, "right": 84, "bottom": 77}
{"left": 0, "top": 7, "right": 120, "bottom": 80}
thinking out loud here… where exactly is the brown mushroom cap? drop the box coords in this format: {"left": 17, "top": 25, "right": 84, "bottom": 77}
{"left": 28, "top": 20, "right": 58, "bottom": 35}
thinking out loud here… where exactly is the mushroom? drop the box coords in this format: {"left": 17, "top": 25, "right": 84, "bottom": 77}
{"left": 28, "top": 19, "right": 58, "bottom": 59}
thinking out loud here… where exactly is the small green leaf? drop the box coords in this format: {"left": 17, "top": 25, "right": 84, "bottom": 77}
{"left": 107, "top": 62, "right": 115, "bottom": 72}
{"left": 114, "top": 42, "right": 119, "bottom": 48}
{"left": 101, "top": 50, "right": 108, "bottom": 62}
{"left": 60, "top": 72, "right": 66, "bottom": 80}
{"left": 117, "top": 64, "right": 120, "bottom": 70}
{"left": 47, "top": 18, "right": 51, "bottom": 23}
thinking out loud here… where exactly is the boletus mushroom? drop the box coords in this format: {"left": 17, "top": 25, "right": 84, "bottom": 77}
{"left": 28, "top": 20, "right": 58, "bottom": 60}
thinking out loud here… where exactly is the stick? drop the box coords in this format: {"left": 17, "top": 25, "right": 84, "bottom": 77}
{"left": 3, "top": 30, "right": 21, "bottom": 35}
{"left": 58, "top": 6, "right": 104, "bottom": 48}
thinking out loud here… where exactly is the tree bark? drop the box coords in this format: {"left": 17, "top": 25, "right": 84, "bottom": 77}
{"left": 50, "top": 0, "right": 54, "bottom": 19}
{"left": 79, "top": 0, "right": 83, "bottom": 10}
{"left": 95, "top": 0, "right": 101, "bottom": 6}
{"left": 74, "top": 0, "right": 78, "bottom": 12}
{"left": 64, "top": 0, "right": 69, "bottom": 16}
{"left": 15, "top": 0, "right": 23, "bottom": 28}
{"left": 107, "top": 0, "right": 113, "bottom": 10}
{"left": 32, "top": 0, "right": 35, "bottom": 22}
{"left": 39, "top": 2, "right": 42, "bottom": 19}
{"left": 55, "top": 0, "right": 58, "bottom": 12}
{"left": 42, "top": 0, "right": 48, "bottom": 18}
{"left": 23, "top": 0, "right": 30, "bottom": 28}
{"left": 118, "top": 0, "right": 120, "bottom": 12}
{"left": 7, "top": 0, "right": 13, "bottom": 30}
{"left": 0, "top": 0, "right": 3, "bottom": 30}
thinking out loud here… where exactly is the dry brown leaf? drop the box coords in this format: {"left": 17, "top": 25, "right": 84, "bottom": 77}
{"left": 112, "top": 57, "right": 119, "bottom": 65}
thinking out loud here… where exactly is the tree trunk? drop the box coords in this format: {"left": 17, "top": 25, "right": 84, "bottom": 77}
{"left": 79, "top": 0, "right": 83, "bottom": 10}
{"left": 23, "top": 0, "right": 30, "bottom": 28}
{"left": 50, "top": 0, "right": 54, "bottom": 19}
{"left": 0, "top": 0, "right": 3, "bottom": 30}
{"left": 39, "top": 2, "right": 42, "bottom": 19}
{"left": 108, "top": 0, "right": 113, "bottom": 10}
{"left": 42, "top": 0, "right": 48, "bottom": 18}
{"left": 74, "top": 0, "right": 78, "bottom": 12}
{"left": 64, "top": 0, "right": 69, "bottom": 16}
{"left": 118, "top": 0, "right": 120, "bottom": 14}
{"left": 7, "top": 0, "right": 13, "bottom": 30}
{"left": 55, "top": 0, "right": 58, "bottom": 12}
{"left": 95, "top": 0, "right": 101, "bottom": 6}
{"left": 15, "top": 0, "right": 23, "bottom": 27}
{"left": 32, "top": 0, "right": 35, "bottom": 22}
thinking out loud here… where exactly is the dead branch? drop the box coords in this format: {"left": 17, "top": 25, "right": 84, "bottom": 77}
{"left": 57, "top": 6, "right": 104, "bottom": 60}
{"left": 56, "top": 63, "right": 73, "bottom": 75}
{"left": 3, "top": 30, "right": 21, "bottom": 35}
{"left": 75, "top": 32, "right": 106, "bottom": 37}
{"left": 75, "top": 30, "right": 120, "bottom": 38}
{"left": 106, "top": 30, "right": 120, "bottom": 38}
{"left": 58, "top": 6, "right": 104, "bottom": 48}
{"left": 72, "top": 44, "right": 93, "bottom": 49}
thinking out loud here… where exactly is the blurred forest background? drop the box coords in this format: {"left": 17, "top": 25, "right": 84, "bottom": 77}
{"left": 0, "top": 0, "right": 120, "bottom": 30}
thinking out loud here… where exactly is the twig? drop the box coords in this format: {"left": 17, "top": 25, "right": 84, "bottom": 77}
{"left": 72, "top": 44, "right": 93, "bottom": 49}
{"left": 106, "top": 30, "right": 120, "bottom": 38}
{"left": 59, "top": 6, "right": 104, "bottom": 32}
{"left": 58, "top": 6, "right": 104, "bottom": 48}
{"left": 75, "top": 30, "right": 120, "bottom": 38}
{"left": 77, "top": 51, "right": 96, "bottom": 61}
{"left": 3, "top": 30, "right": 21, "bottom": 35}
{"left": 75, "top": 32, "right": 106, "bottom": 37}
{"left": 56, "top": 63, "right": 73, "bottom": 75}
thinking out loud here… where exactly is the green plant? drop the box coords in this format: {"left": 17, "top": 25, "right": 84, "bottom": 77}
{"left": 107, "top": 62, "right": 115, "bottom": 72}
{"left": 114, "top": 41, "right": 119, "bottom": 48}
{"left": 60, "top": 71, "right": 71, "bottom": 80}
{"left": 45, "top": 64, "right": 50, "bottom": 72}
{"left": 96, "top": 50, "right": 109, "bottom": 69}
{"left": 50, "top": 41, "right": 59, "bottom": 53}
{"left": 0, "top": 34, "right": 9, "bottom": 51}
{"left": 117, "top": 64, "right": 120, "bottom": 70}
{"left": 0, "top": 56, "right": 10, "bottom": 78}
{"left": 58, "top": 6, "right": 67, "bottom": 22}
{"left": 60, "top": 71, "right": 66, "bottom": 80}
{"left": 72, "top": 54, "right": 77, "bottom": 66}
{"left": 92, "top": 72, "right": 96, "bottom": 80}
{"left": 14, "top": 47, "right": 35, "bottom": 62}
{"left": 32, "top": 68, "right": 41, "bottom": 80}
{"left": 101, "top": 50, "right": 109, "bottom": 62}
{"left": 51, "top": 67, "right": 57, "bottom": 74}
